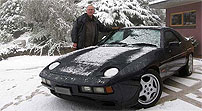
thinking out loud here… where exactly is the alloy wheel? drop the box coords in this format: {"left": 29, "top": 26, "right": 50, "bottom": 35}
{"left": 138, "top": 74, "right": 160, "bottom": 105}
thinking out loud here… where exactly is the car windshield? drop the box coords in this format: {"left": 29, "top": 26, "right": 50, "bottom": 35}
{"left": 102, "top": 29, "right": 161, "bottom": 48}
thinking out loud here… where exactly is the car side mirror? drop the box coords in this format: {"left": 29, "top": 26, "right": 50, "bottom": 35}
{"left": 169, "top": 41, "right": 181, "bottom": 47}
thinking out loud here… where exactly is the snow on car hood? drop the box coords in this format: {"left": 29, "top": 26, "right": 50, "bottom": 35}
{"left": 74, "top": 47, "right": 139, "bottom": 66}
{"left": 59, "top": 46, "right": 157, "bottom": 76}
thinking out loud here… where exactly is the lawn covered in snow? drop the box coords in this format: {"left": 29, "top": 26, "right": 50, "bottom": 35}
{"left": 0, "top": 56, "right": 202, "bottom": 111}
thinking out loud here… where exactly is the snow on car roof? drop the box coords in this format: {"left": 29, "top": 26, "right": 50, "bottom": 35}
{"left": 122, "top": 26, "right": 170, "bottom": 30}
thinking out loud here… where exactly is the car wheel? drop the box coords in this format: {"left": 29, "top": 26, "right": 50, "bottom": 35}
{"left": 135, "top": 69, "right": 162, "bottom": 109}
{"left": 179, "top": 54, "right": 193, "bottom": 76}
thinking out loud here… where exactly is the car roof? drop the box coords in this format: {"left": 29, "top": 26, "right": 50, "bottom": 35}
{"left": 121, "top": 26, "right": 172, "bottom": 30}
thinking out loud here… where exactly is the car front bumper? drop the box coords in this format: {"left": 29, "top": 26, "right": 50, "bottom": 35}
{"left": 40, "top": 70, "right": 141, "bottom": 107}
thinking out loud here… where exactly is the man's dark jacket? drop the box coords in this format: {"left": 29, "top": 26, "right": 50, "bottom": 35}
{"left": 71, "top": 13, "right": 113, "bottom": 49}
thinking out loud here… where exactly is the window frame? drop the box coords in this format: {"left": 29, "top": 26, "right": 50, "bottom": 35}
{"left": 170, "top": 10, "right": 196, "bottom": 27}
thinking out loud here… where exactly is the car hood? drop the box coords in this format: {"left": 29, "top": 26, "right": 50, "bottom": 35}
{"left": 50, "top": 46, "right": 157, "bottom": 77}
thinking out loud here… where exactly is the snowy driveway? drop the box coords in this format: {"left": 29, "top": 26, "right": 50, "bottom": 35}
{"left": 0, "top": 56, "right": 202, "bottom": 111}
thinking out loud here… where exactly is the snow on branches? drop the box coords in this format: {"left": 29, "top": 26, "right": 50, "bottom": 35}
{"left": 0, "top": 0, "right": 24, "bottom": 34}
{"left": 78, "top": 0, "right": 163, "bottom": 27}
{"left": 22, "top": 0, "right": 80, "bottom": 55}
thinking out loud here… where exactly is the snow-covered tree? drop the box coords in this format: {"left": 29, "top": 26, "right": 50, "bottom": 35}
{"left": 0, "top": 0, "right": 7, "bottom": 6}
{"left": 0, "top": 0, "right": 25, "bottom": 34}
{"left": 78, "top": 0, "right": 163, "bottom": 27}
{"left": 22, "top": 0, "right": 80, "bottom": 55}
{"left": 148, "top": 0, "right": 166, "bottom": 25}
{"left": 0, "top": 30, "right": 13, "bottom": 44}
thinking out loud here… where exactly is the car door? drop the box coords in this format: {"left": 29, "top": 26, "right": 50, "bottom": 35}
{"left": 163, "top": 30, "right": 186, "bottom": 76}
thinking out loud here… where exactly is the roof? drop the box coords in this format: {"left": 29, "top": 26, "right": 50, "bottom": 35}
{"left": 150, "top": 0, "right": 202, "bottom": 9}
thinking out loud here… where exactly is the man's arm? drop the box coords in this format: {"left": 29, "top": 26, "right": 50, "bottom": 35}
{"left": 71, "top": 20, "right": 79, "bottom": 44}
{"left": 71, "top": 20, "right": 79, "bottom": 49}
{"left": 97, "top": 20, "right": 120, "bottom": 32}
{"left": 97, "top": 20, "right": 113, "bottom": 32}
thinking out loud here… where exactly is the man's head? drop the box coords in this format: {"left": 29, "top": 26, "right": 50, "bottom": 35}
{"left": 86, "top": 5, "right": 95, "bottom": 17}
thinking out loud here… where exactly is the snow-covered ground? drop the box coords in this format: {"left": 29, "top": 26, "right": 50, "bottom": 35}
{"left": 0, "top": 56, "right": 202, "bottom": 111}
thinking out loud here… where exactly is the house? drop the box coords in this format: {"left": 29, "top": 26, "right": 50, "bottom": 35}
{"left": 150, "top": 0, "right": 202, "bottom": 57}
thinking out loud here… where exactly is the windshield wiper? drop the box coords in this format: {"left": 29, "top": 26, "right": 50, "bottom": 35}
{"left": 109, "top": 42, "right": 127, "bottom": 45}
{"left": 105, "top": 42, "right": 128, "bottom": 47}
{"left": 130, "top": 43, "right": 157, "bottom": 47}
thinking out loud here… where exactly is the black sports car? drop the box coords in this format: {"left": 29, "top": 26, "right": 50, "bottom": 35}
{"left": 39, "top": 26, "right": 194, "bottom": 108}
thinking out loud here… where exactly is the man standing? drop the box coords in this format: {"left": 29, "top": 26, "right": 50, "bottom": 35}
{"left": 71, "top": 5, "right": 118, "bottom": 49}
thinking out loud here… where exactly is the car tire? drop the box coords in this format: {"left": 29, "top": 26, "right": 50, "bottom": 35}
{"left": 179, "top": 54, "right": 193, "bottom": 76}
{"left": 135, "top": 69, "right": 162, "bottom": 109}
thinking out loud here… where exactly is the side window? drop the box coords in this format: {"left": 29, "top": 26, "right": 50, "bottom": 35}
{"left": 164, "top": 31, "right": 180, "bottom": 46}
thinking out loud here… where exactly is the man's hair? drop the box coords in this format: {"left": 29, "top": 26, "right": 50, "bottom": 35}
{"left": 86, "top": 4, "right": 95, "bottom": 10}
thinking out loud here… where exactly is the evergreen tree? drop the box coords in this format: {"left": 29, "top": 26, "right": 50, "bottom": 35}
{"left": 78, "top": 0, "right": 163, "bottom": 27}
{"left": 0, "top": 0, "right": 24, "bottom": 34}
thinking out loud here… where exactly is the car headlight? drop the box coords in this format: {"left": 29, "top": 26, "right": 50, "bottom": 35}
{"left": 104, "top": 68, "right": 119, "bottom": 78}
{"left": 49, "top": 62, "right": 60, "bottom": 70}
{"left": 81, "top": 86, "right": 93, "bottom": 93}
{"left": 93, "top": 87, "right": 105, "bottom": 93}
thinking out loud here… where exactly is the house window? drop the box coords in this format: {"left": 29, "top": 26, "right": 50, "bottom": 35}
{"left": 170, "top": 10, "right": 196, "bottom": 27}
{"left": 183, "top": 11, "right": 196, "bottom": 25}
{"left": 171, "top": 14, "right": 182, "bottom": 25}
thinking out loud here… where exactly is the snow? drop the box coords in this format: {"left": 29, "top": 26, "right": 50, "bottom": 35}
{"left": 121, "top": 29, "right": 161, "bottom": 48}
{"left": 0, "top": 56, "right": 58, "bottom": 111}
{"left": 169, "top": 76, "right": 199, "bottom": 87}
{"left": 199, "top": 88, "right": 202, "bottom": 92}
{"left": 163, "top": 84, "right": 182, "bottom": 92}
{"left": 0, "top": 32, "right": 32, "bottom": 56}
{"left": 139, "top": 99, "right": 202, "bottom": 111}
{"left": 0, "top": 56, "right": 202, "bottom": 111}
{"left": 59, "top": 47, "right": 140, "bottom": 76}
{"left": 149, "top": 0, "right": 167, "bottom": 5}
{"left": 75, "top": 47, "right": 138, "bottom": 66}
{"left": 59, "top": 64, "right": 96, "bottom": 76}
{"left": 78, "top": 0, "right": 162, "bottom": 26}
{"left": 127, "top": 47, "right": 157, "bottom": 62}
{"left": 190, "top": 73, "right": 202, "bottom": 80}
{"left": 186, "top": 93, "right": 202, "bottom": 103}
{"left": 161, "top": 92, "right": 169, "bottom": 98}
{"left": 59, "top": 46, "right": 156, "bottom": 76}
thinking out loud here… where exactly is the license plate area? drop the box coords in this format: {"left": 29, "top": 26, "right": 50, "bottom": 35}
{"left": 55, "top": 87, "right": 71, "bottom": 95}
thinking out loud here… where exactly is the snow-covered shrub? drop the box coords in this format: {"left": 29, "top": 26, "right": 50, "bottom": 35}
{"left": 28, "top": 28, "right": 71, "bottom": 56}
{"left": 22, "top": 0, "right": 80, "bottom": 55}
{"left": 0, "top": 0, "right": 25, "bottom": 34}
{"left": 78, "top": 0, "right": 163, "bottom": 26}
{"left": 0, "top": 30, "right": 13, "bottom": 44}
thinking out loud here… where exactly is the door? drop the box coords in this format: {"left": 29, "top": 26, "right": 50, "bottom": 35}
{"left": 163, "top": 30, "right": 186, "bottom": 76}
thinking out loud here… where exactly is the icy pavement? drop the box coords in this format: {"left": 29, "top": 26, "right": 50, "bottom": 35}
{"left": 0, "top": 56, "right": 202, "bottom": 111}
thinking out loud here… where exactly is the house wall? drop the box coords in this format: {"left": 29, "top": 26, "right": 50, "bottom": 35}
{"left": 166, "top": 2, "right": 202, "bottom": 56}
